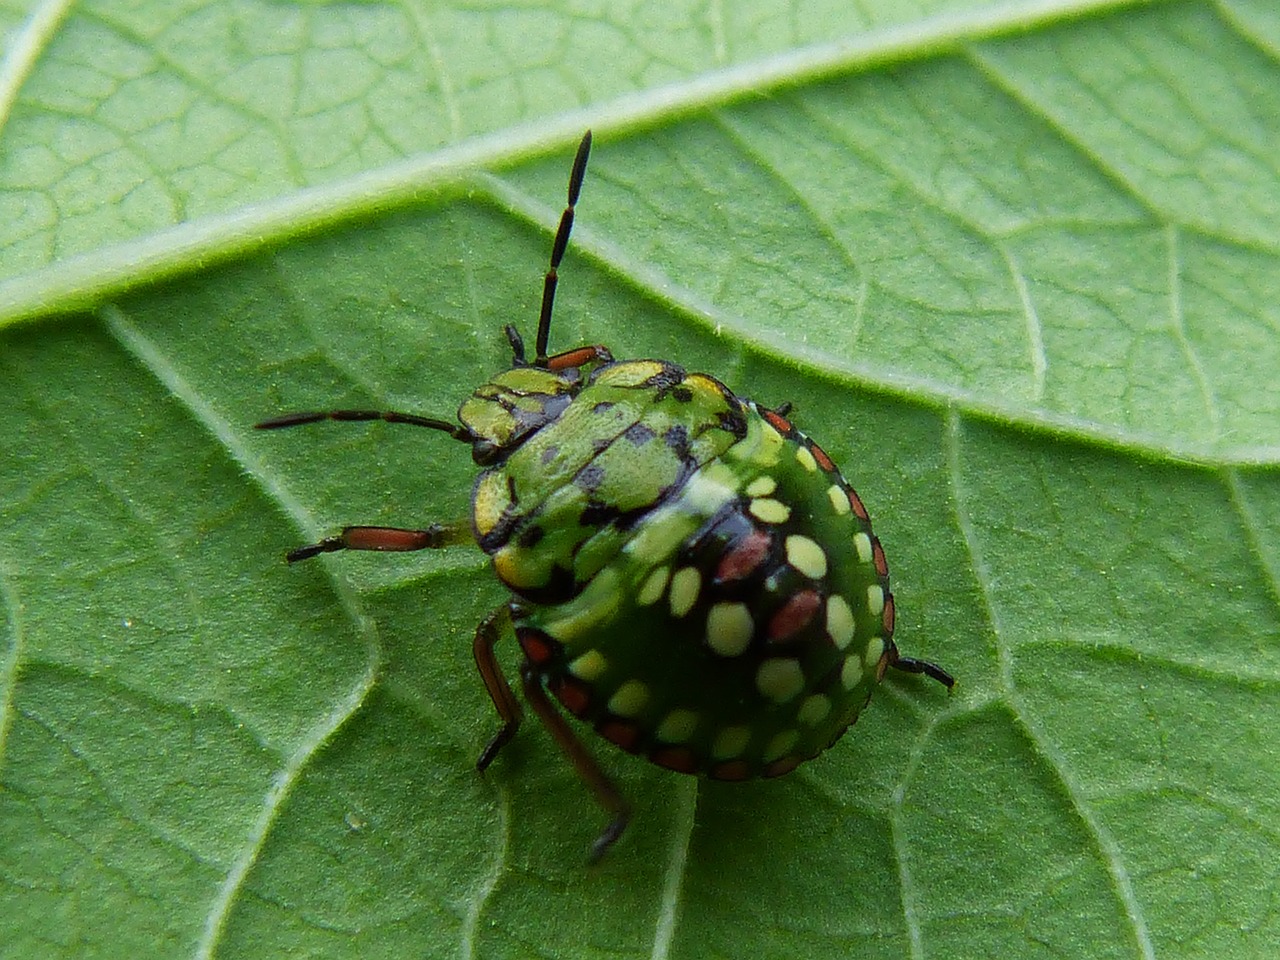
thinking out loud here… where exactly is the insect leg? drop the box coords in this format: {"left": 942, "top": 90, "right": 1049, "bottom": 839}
{"left": 474, "top": 605, "right": 524, "bottom": 770}
{"left": 519, "top": 661, "right": 631, "bottom": 863}
{"left": 886, "top": 645, "right": 956, "bottom": 690}
{"left": 284, "top": 522, "right": 471, "bottom": 562}
{"left": 507, "top": 327, "right": 612, "bottom": 372}
{"left": 255, "top": 409, "right": 473, "bottom": 440}
{"left": 545, "top": 344, "right": 613, "bottom": 371}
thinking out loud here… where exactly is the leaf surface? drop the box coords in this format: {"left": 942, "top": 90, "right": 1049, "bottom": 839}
{"left": 2, "top": 1, "right": 1278, "bottom": 958}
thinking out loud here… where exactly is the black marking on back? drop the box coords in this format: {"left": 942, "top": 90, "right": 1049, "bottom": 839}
{"left": 574, "top": 463, "right": 606, "bottom": 492}
{"left": 717, "top": 406, "right": 749, "bottom": 440}
{"left": 623, "top": 423, "right": 657, "bottom": 446}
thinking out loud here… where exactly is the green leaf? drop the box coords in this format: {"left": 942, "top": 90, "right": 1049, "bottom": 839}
{"left": 2, "top": 1, "right": 1278, "bottom": 958}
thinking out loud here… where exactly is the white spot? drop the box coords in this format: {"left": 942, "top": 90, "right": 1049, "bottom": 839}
{"left": 569, "top": 650, "right": 607, "bottom": 681}
{"left": 765, "top": 729, "right": 799, "bottom": 761}
{"left": 826, "top": 595, "right": 855, "bottom": 649}
{"left": 745, "top": 475, "right": 776, "bottom": 497}
{"left": 798, "top": 694, "right": 831, "bottom": 726}
{"left": 669, "top": 567, "right": 701, "bottom": 617}
{"left": 866, "top": 583, "right": 885, "bottom": 617}
{"left": 756, "top": 658, "right": 805, "bottom": 703}
{"left": 795, "top": 446, "right": 818, "bottom": 472}
{"left": 841, "top": 654, "right": 864, "bottom": 690}
{"left": 712, "top": 725, "right": 751, "bottom": 760}
{"left": 608, "top": 680, "right": 649, "bottom": 718}
{"left": 706, "top": 602, "right": 754, "bottom": 657}
{"left": 637, "top": 565, "right": 670, "bottom": 606}
{"left": 827, "top": 484, "right": 850, "bottom": 515}
{"left": 656, "top": 709, "right": 699, "bottom": 743}
{"left": 785, "top": 535, "right": 828, "bottom": 579}
{"left": 864, "top": 636, "right": 885, "bottom": 668}
{"left": 853, "top": 532, "right": 873, "bottom": 563}
{"left": 749, "top": 497, "right": 791, "bottom": 524}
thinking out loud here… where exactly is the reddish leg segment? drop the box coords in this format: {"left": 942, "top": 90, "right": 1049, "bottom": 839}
{"left": 546, "top": 344, "right": 613, "bottom": 371}
{"left": 520, "top": 661, "right": 631, "bottom": 863}
{"left": 283, "top": 522, "right": 471, "bottom": 563}
{"left": 475, "top": 610, "right": 630, "bottom": 861}
{"left": 473, "top": 606, "right": 524, "bottom": 770}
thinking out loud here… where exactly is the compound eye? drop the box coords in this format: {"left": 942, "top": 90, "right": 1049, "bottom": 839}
{"left": 472, "top": 440, "right": 500, "bottom": 466}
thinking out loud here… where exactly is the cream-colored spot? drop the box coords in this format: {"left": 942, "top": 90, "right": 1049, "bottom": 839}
{"left": 706, "top": 602, "right": 754, "bottom": 657}
{"left": 798, "top": 694, "right": 831, "bottom": 726}
{"left": 713, "top": 725, "right": 751, "bottom": 760}
{"left": 749, "top": 497, "right": 791, "bottom": 524}
{"left": 827, "top": 484, "right": 850, "bottom": 515}
{"left": 608, "top": 680, "right": 649, "bottom": 718}
{"left": 745, "top": 475, "right": 776, "bottom": 497}
{"left": 656, "top": 709, "right": 699, "bottom": 743}
{"left": 669, "top": 567, "right": 702, "bottom": 617}
{"left": 864, "top": 636, "right": 885, "bottom": 668}
{"left": 569, "top": 650, "right": 607, "bottom": 681}
{"left": 758, "top": 423, "right": 785, "bottom": 463}
{"left": 853, "top": 531, "right": 873, "bottom": 564}
{"left": 795, "top": 446, "right": 818, "bottom": 473}
{"left": 826, "top": 594, "right": 855, "bottom": 649}
{"left": 785, "top": 535, "right": 828, "bottom": 579}
{"left": 637, "top": 565, "right": 670, "bottom": 606}
{"left": 756, "top": 658, "right": 805, "bottom": 703}
{"left": 841, "top": 654, "right": 864, "bottom": 690}
{"left": 866, "top": 583, "right": 885, "bottom": 617}
{"left": 765, "top": 729, "right": 799, "bottom": 761}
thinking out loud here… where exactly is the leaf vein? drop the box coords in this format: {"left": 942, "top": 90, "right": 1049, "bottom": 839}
{"left": 946, "top": 407, "right": 1157, "bottom": 960}
{"left": 0, "top": 0, "right": 76, "bottom": 136}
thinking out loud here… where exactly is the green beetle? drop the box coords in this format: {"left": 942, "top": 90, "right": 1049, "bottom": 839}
{"left": 258, "top": 132, "right": 953, "bottom": 861}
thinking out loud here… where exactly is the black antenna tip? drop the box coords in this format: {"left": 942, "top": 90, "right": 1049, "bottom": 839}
{"left": 569, "top": 131, "right": 592, "bottom": 203}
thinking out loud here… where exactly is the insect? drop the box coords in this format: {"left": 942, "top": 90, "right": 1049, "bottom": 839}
{"left": 257, "top": 132, "right": 954, "bottom": 861}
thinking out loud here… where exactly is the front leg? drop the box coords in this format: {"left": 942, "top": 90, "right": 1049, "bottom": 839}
{"left": 283, "top": 522, "right": 472, "bottom": 562}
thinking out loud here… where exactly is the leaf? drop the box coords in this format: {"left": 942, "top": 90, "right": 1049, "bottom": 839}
{"left": 2, "top": 1, "right": 1278, "bottom": 958}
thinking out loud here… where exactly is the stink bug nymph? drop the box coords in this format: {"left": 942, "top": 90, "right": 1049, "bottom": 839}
{"left": 257, "top": 132, "right": 954, "bottom": 861}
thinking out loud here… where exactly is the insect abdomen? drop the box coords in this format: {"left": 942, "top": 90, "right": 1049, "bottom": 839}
{"left": 514, "top": 403, "right": 896, "bottom": 780}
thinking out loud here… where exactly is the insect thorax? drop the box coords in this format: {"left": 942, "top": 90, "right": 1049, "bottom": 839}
{"left": 468, "top": 358, "right": 747, "bottom": 603}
